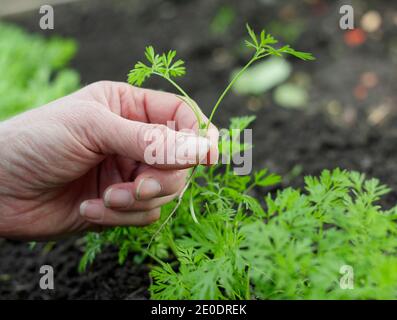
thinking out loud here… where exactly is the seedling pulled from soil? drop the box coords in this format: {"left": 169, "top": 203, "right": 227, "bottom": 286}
{"left": 80, "top": 24, "right": 397, "bottom": 302}
{"left": 127, "top": 24, "right": 314, "bottom": 246}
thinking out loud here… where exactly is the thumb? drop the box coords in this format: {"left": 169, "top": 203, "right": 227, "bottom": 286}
{"left": 94, "top": 112, "right": 211, "bottom": 169}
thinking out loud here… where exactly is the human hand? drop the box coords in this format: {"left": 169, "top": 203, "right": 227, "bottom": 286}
{"left": 0, "top": 81, "right": 218, "bottom": 240}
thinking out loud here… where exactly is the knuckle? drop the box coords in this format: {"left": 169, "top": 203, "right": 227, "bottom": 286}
{"left": 89, "top": 80, "right": 114, "bottom": 90}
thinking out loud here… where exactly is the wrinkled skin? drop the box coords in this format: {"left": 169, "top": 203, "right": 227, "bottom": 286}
{"left": 0, "top": 81, "right": 218, "bottom": 240}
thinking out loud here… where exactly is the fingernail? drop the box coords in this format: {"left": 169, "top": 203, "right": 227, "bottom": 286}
{"left": 104, "top": 188, "right": 133, "bottom": 208}
{"left": 176, "top": 135, "right": 211, "bottom": 164}
{"left": 80, "top": 201, "right": 104, "bottom": 221}
{"left": 136, "top": 178, "right": 162, "bottom": 200}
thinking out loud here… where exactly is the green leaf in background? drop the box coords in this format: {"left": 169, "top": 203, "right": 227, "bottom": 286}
{"left": 232, "top": 57, "right": 291, "bottom": 95}
{"left": 210, "top": 5, "right": 236, "bottom": 35}
{"left": 0, "top": 22, "right": 80, "bottom": 120}
{"left": 274, "top": 83, "right": 308, "bottom": 109}
{"left": 267, "top": 20, "right": 305, "bottom": 45}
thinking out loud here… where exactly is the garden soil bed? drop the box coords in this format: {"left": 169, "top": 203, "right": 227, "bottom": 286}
{"left": 1, "top": 0, "right": 396, "bottom": 299}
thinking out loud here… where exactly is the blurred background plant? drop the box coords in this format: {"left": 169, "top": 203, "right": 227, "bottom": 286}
{"left": 0, "top": 22, "right": 79, "bottom": 120}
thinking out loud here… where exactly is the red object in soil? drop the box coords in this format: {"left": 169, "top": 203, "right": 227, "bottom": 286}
{"left": 354, "top": 84, "right": 368, "bottom": 100}
{"left": 344, "top": 29, "right": 367, "bottom": 47}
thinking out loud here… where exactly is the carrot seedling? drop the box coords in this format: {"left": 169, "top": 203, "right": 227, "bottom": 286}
{"left": 128, "top": 24, "right": 314, "bottom": 247}
{"left": 80, "top": 27, "right": 397, "bottom": 300}
{"left": 128, "top": 24, "right": 314, "bottom": 130}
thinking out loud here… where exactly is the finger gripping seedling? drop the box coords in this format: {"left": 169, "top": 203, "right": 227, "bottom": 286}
{"left": 127, "top": 24, "right": 314, "bottom": 247}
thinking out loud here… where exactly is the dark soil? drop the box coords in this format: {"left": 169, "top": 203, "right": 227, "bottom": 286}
{"left": 1, "top": 0, "right": 396, "bottom": 299}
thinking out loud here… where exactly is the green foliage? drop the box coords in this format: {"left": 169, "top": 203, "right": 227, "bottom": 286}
{"left": 0, "top": 22, "right": 79, "bottom": 120}
{"left": 128, "top": 46, "right": 203, "bottom": 129}
{"left": 244, "top": 170, "right": 397, "bottom": 299}
{"left": 78, "top": 233, "right": 103, "bottom": 273}
{"left": 150, "top": 166, "right": 397, "bottom": 299}
{"left": 80, "top": 117, "right": 397, "bottom": 299}
{"left": 128, "top": 24, "right": 314, "bottom": 131}
{"left": 128, "top": 46, "right": 186, "bottom": 87}
{"left": 244, "top": 24, "right": 314, "bottom": 61}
